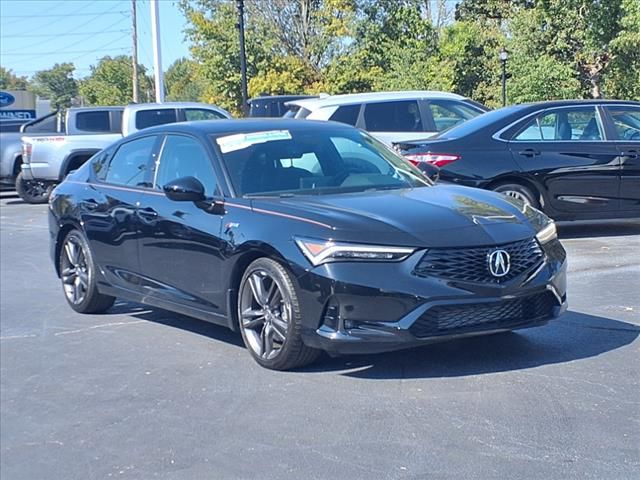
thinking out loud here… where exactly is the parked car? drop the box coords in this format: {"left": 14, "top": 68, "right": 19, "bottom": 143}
{"left": 49, "top": 119, "right": 567, "bottom": 370}
{"left": 20, "top": 102, "right": 231, "bottom": 204}
{"left": 248, "top": 94, "right": 317, "bottom": 117}
{"left": 285, "top": 91, "right": 488, "bottom": 145}
{"left": 395, "top": 100, "right": 640, "bottom": 221}
{"left": 1, "top": 110, "right": 69, "bottom": 197}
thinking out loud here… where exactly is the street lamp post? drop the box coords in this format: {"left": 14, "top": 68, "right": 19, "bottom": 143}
{"left": 500, "top": 47, "right": 508, "bottom": 107}
{"left": 236, "top": 0, "right": 248, "bottom": 116}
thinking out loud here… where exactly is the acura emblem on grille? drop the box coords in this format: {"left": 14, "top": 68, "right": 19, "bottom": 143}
{"left": 488, "top": 249, "right": 511, "bottom": 277}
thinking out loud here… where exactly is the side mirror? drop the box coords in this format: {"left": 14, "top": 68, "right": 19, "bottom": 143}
{"left": 163, "top": 176, "right": 206, "bottom": 202}
{"left": 416, "top": 162, "right": 440, "bottom": 183}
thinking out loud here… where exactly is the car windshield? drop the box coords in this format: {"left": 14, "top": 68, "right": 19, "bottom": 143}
{"left": 212, "top": 128, "right": 431, "bottom": 197}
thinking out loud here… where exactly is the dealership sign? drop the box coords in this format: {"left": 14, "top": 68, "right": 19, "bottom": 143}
{"left": 0, "top": 90, "right": 36, "bottom": 120}
{"left": 0, "top": 91, "right": 16, "bottom": 107}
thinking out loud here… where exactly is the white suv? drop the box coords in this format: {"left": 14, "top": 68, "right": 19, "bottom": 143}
{"left": 285, "top": 91, "right": 488, "bottom": 145}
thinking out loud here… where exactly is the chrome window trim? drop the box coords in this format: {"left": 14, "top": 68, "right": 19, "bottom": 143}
{"left": 491, "top": 103, "right": 638, "bottom": 143}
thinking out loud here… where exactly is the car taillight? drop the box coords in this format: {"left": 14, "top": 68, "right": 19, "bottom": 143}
{"left": 403, "top": 153, "right": 461, "bottom": 168}
{"left": 22, "top": 143, "right": 32, "bottom": 162}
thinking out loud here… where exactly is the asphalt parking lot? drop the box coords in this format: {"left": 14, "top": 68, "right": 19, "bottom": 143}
{"left": 1, "top": 192, "right": 639, "bottom": 480}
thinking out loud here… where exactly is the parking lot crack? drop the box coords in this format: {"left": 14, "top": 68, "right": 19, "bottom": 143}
{"left": 53, "top": 320, "right": 147, "bottom": 336}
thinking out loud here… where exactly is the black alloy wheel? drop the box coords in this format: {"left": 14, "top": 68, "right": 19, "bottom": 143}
{"left": 238, "top": 258, "right": 320, "bottom": 370}
{"left": 15, "top": 172, "right": 53, "bottom": 204}
{"left": 59, "top": 230, "right": 115, "bottom": 313}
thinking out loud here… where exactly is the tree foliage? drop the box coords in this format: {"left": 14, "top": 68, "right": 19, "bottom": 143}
{"left": 165, "top": 57, "right": 205, "bottom": 101}
{"left": 179, "top": 0, "right": 638, "bottom": 110}
{"left": 29, "top": 63, "right": 77, "bottom": 109}
{"left": 0, "top": 67, "right": 29, "bottom": 90}
{"left": 79, "top": 56, "right": 152, "bottom": 106}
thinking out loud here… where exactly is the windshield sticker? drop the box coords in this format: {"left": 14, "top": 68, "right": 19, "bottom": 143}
{"left": 216, "top": 130, "right": 292, "bottom": 153}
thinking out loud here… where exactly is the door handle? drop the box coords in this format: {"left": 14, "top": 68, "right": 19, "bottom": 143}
{"left": 82, "top": 199, "right": 100, "bottom": 211}
{"left": 621, "top": 150, "right": 638, "bottom": 159}
{"left": 518, "top": 148, "right": 540, "bottom": 157}
{"left": 137, "top": 207, "right": 158, "bottom": 220}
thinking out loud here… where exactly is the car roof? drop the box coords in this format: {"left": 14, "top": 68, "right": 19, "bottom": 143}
{"left": 519, "top": 99, "right": 640, "bottom": 108}
{"left": 131, "top": 118, "right": 356, "bottom": 137}
{"left": 249, "top": 95, "right": 317, "bottom": 102}
{"left": 286, "top": 90, "right": 467, "bottom": 110}
{"left": 124, "top": 102, "right": 227, "bottom": 113}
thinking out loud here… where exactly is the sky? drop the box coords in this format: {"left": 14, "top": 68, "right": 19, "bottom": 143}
{"left": 0, "top": 0, "right": 191, "bottom": 79}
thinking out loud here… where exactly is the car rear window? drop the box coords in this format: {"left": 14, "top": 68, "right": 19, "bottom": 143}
{"left": 76, "top": 111, "right": 114, "bottom": 133}
{"left": 135, "top": 109, "right": 178, "bottom": 130}
{"left": 329, "top": 104, "right": 361, "bottom": 126}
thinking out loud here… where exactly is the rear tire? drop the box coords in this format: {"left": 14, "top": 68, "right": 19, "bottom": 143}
{"left": 59, "top": 229, "right": 115, "bottom": 314}
{"left": 492, "top": 182, "right": 540, "bottom": 209}
{"left": 15, "top": 172, "right": 53, "bottom": 204}
{"left": 238, "top": 258, "right": 321, "bottom": 370}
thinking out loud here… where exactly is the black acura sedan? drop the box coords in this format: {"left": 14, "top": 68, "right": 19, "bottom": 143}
{"left": 396, "top": 100, "right": 640, "bottom": 221}
{"left": 49, "top": 119, "right": 567, "bottom": 370}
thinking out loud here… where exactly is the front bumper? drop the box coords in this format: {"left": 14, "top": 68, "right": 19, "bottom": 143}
{"left": 295, "top": 240, "right": 567, "bottom": 355}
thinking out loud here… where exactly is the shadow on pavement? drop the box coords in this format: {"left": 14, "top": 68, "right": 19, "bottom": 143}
{"left": 107, "top": 302, "right": 638, "bottom": 378}
{"left": 303, "top": 310, "right": 639, "bottom": 378}
{"left": 558, "top": 219, "right": 640, "bottom": 239}
{"left": 107, "top": 300, "right": 245, "bottom": 348}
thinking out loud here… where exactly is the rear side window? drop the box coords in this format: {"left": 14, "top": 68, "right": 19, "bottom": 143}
{"left": 363, "top": 101, "right": 423, "bottom": 132}
{"left": 428, "top": 100, "right": 481, "bottom": 132}
{"left": 329, "top": 104, "right": 361, "bottom": 126}
{"left": 135, "top": 109, "right": 178, "bottom": 130}
{"left": 184, "top": 108, "right": 226, "bottom": 121}
{"left": 103, "top": 136, "right": 157, "bottom": 187}
{"left": 606, "top": 107, "right": 640, "bottom": 140}
{"left": 75, "top": 111, "right": 112, "bottom": 132}
{"left": 514, "top": 107, "right": 603, "bottom": 141}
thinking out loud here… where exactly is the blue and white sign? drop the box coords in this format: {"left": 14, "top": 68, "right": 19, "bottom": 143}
{"left": 0, "top": 91, "right": 16, "bottom": 108}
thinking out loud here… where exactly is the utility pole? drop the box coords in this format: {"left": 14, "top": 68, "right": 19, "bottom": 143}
{"left": 131, "top": 0, "right": 139, "bottom": 103}
{"left": 236, "top": 0, "right": 248, "bottom": 115}
{"left": 150, "top": 0, "right": 165, "bottom": 103}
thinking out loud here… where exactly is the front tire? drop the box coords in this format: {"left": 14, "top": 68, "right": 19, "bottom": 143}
{"left": 15, "top": 172, "right": 53, "bottom": 204}
{"left": 59, "top": 229, "right": 115, "bottom": 314}
{"left": 238, "top": 258, "right": 320, "bottom": 370}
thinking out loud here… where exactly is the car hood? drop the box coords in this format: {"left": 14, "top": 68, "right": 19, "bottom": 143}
{"left": 251, "top": 185, "right": 538, "bottom": 248}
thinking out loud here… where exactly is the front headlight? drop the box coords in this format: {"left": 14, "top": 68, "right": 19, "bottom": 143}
{"left": 536, "top": 222, "right": 557, "bottom": 244}
{"left": 295, "top": 237, "right": 415, "bottom": 266}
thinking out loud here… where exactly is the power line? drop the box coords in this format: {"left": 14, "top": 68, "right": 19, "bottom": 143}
{"left": 1, "top": 30, "right": 128, "bottom": 39}
{"left": 69, "top": 33, "right": 131, "bottom": 62}
{"left": 1, "top": 11, "right": 128, "bottom": 18}
{"left": 0, "top": 1, "right": 91, "bottom": 35}
{"left": 2, "top": 16, "right": 129, "bottom": 54}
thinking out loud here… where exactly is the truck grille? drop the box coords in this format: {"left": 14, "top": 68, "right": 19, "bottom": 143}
{"left": 413, "top": 237, "right": 543, "bottom": 283}
{"left": 409, "top": 291, "right": 558, "bottom": 338}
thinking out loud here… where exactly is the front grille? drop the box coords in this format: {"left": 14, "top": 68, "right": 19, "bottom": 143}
{"left": 409, "top": 291, "right": 558, "bottom": 338}
{"left": 414, "top": 237, "right": 543, "bottom": 283}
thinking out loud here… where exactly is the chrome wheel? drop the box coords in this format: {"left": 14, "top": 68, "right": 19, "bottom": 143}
{"left": 61, "top": 235, "right": 89, "bottom": 305}
{"left": 239, "top": 270, "right": 290, "bottom": 360}
{"left": 500, "top": 189, "right": 531, "bottom": 206}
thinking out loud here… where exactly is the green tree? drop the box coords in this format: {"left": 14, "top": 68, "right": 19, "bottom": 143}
{"left": 29, "top": 63, "right": 77, "bottom": 109}
{"left": 0, "top": 67, "right": 28, "bottom": 90}
{"left": 507, "top": 0, "right": 633, "bottom": 99}
{"left": 165, "top": 58, "right": 205, "bottom": 101}
{"left": 79, "top": 56, "right": 152, "bottom": 105}
{"left": 603, "top": 0, "right": 640, "bottom": 99}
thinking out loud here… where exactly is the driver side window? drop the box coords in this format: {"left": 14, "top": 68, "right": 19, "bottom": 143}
{"left": 154, "top": 135, "right": 217, "bottom": 196}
